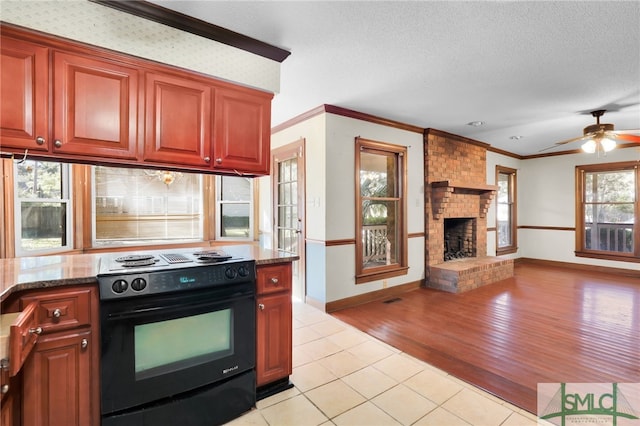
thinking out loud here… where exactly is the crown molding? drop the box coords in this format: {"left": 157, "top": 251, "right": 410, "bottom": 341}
{"left": 90, "top": 0, "right": 290, "bottom": 63}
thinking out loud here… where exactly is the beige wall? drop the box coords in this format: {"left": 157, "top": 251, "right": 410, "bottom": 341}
{"left": 268, "top": 111, "right": 424, "bottom": 305}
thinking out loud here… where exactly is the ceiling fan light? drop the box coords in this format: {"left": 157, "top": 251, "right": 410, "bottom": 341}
{"left": 600, "top": 137, "right": 616, "bottom": 152}
{"left": 581, "top": 139, "right": 597, "bottom": 153}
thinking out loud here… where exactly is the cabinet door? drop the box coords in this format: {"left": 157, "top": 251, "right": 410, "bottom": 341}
{"left": 22, "top": 330, "right": 93, "bottom": 426}
{"left": 256, "top": 292, "right": 292, "bottom": 387}
{"left": 52, "top": 51, "right": 139, "bottom": 160}
{"left": 214, "top": 88, "right": 272, "bottom": 175}
{"left": 1, "top": 389, "right": 15, "bottom": 426}
{"left": 144, "top": 72, "right": 212, "bottom": 167}
{"left": 0, "top": 36, "right": 49, "bottom": 152}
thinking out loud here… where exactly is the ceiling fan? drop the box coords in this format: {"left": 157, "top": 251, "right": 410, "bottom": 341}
{"left": 541, "top": 109, "right": 640, "bottom": 154}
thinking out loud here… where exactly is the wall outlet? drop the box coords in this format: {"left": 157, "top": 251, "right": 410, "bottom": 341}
{"left": 382, "top": 280, "right": 388, "bottom": 288}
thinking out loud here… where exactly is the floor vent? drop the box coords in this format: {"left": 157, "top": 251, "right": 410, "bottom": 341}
{"left": 383, "top": 297, "right": 402, "bottom": 304}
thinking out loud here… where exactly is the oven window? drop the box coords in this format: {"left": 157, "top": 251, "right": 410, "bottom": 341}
{"left": 134, "top": 309, "right": 232, "bottom": 380}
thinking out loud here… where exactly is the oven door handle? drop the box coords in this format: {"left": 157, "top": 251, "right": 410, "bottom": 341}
{"left": 105, "top": 292, "right": 253, "bottom": 321}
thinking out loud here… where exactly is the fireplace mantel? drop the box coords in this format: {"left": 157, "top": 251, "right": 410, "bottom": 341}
{"left": 431, "top": 180, "right": 497, "bottom": 192}
{"left": 430, "top": 180, "right": 497, "bottom": 220}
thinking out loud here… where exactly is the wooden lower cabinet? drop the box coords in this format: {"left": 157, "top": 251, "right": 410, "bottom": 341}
{"left": 256, "top": 263, "right": 293, "bottom": 393}
{"left": 0, "top": 284, "right": 100, "bottom": 426}
{"left": 22, "top": 330, "right": 93, "bottom": 426}
{"left": 256, "top": 292, "right": 292, "bottom": 386}
{"left": 1, "top": 391, "right": 15, "bottom": 426}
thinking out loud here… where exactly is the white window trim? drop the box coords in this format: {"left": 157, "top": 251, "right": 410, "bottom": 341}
{"left": 14, "top": 162, "right": 73, "bottom": 257}
{"left": 215, "top": 176, "right": 254, "bottom": 241}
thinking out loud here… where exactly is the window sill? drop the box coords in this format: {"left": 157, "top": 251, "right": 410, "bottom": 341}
{"left": 575, "top": 251, "right": 640, "bottom": 264}
{"left": 496, "top": 246, "right": 517, "bottom": 256}
{"left": 356, "top": 266, "right": 409, "bottom": 284}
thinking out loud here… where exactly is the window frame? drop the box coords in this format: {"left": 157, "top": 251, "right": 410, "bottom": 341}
{"left": 90, "top": 166, "right": 205, "bottom": 248}
{"left": 3, "top": 161, "right": 259, "bottom": 257}
{"left": 214, "top": 175, "right": 254, "bottom": 241}
{"left": 495, "top": 165, "right": 517, "bottom": 255}
{"left": 13, "top": 160, "right": 73, "bottom": 257}
{"left": 575, "top": 161, "right": 640, "bottom": 262}
{"left": 355, "top": 137, "right": 408, "bottom": 284}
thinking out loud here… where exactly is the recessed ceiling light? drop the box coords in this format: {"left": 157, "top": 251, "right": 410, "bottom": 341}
{"left": 509, "top": 135, "right": 524, "bottom": 140}
{"left": 467, "top": 121, "right": 485, "bottom": 127}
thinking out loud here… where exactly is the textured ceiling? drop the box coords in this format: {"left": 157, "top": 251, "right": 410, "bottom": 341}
{"left": 149, "top": 0, "right": 640, "bottom": 156}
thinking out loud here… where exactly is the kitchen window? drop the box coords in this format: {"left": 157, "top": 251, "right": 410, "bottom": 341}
{"left": 576, "top": 162, "right": 638, "bottom": 261}
{"left": 355, "top": 137, "right": 408, "bottom": 283}
{"left": 14, "top": 160, "right": 72, "bottom": 256}
{"left": 4, "top": 162, "right": 258, "bottom": 256}
{"left": 496, "top": 166, "right": 517, "bottom": 255}
{"left": 93, "top": 166, "right": 203, "bottom": 247}
{"left": 215, "top": 176, "right": 254, "bottom": 240}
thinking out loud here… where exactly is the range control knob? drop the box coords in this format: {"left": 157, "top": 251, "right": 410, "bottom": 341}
{"left": 225, "top": 267, "right": 237, "bottom": 280}
{"left": 237, "top": 265, "right": 249, "bottom": 277}
{"left": 131, "top": 277, "right": 147, "bottom": 291}
{"left": 112, "top": 279, "right": 128, "bottom": 294}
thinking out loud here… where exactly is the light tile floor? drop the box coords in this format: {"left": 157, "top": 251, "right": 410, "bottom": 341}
{"left": 227, "top": 300, "right": 543, "bottom": 426}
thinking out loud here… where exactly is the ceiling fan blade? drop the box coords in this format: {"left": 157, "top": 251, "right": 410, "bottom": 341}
{"left": 538, "top": 134, "right": 588, "bottom": 152}
{"left": 612, "top": 128, "right": 640, "bottom": 135}
{"left": 614, "top": 133, "right": 640, "bottom": 143}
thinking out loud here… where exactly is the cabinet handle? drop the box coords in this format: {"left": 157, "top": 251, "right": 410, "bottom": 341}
{"left": 215, "top": 158, "right": 223, "bottom": 164}
{"left": 258, "top": 303, "right": 265, "bottom": 310}
{"left": 52, "top": 308, "right": 62, "bottom": 318}
{"left": 29, "top": 327, "right": 43, "bottom": 335}
{"left": 35, "top": 136, "right": 45, "bottom": 145}
{"left": 270, "top": 277, "right": 279, "bottom": 285}
{"left": 204, "top": 156, "right": 211, "bottom": 163}
{"left": 1, "top": 384, "right": 8, "bottom": 394}
{"left": 81, "top": 339, "right": 88, "bottom": 349}
{"left": 54, "top": 139, "right": 62, "bottom": 148}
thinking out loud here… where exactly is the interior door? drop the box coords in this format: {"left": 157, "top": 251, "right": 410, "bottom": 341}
{"left": 272, "top": 139, "right": 305, "bottom": 301}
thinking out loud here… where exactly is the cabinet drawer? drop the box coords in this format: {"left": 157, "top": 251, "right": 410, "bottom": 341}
{"left": 256, "top": 264, "right": 292, "bottom": 295}
{"left": 1, "top": 302, "right": 39, "bottom": 377}
{"left": 20, "top": 288, "right": 92, "bottom": 334}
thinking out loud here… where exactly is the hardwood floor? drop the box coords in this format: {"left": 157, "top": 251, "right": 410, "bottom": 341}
{"left": 331, "top": 262, "right": 640, "bottom": 414}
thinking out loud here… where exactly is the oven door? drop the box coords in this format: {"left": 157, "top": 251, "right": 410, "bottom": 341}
{"left": 100, "top": 281, "right": 255, "bottom": 415}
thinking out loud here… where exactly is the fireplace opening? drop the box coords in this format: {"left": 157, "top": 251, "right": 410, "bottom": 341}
{"left": 444, "top": 218, "right": 477, "bottom": 261}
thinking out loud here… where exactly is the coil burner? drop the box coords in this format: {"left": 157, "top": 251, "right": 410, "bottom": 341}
{"left": 193, "top": 250, "right": 233, "bottom": 263}
{"left": 115, "top": 254, "right": 159, "bottom": 268}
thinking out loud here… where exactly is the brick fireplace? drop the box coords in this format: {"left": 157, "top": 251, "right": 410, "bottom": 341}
{"left": 424, "top": 129, "right": 514, "bottom": 293}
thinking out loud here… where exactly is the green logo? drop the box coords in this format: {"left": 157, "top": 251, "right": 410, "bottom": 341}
{"left": 538, "top": 383, "right": 639, "bottom": 426}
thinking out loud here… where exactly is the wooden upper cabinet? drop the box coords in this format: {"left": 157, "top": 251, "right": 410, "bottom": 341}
{"left": 143, "top": 72, "right": 212, "bottom": 167}
{"left": 52, "top": 51, "right": 139, "bottom": 160}
{"left": 0, "top": 36, "right": 49, "bottom": 152}
{"left": 0, "top": 25, "right": 273, "bottom": 176}
{"left": 214, "top": 88, "right": 272, "bottom": 175}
